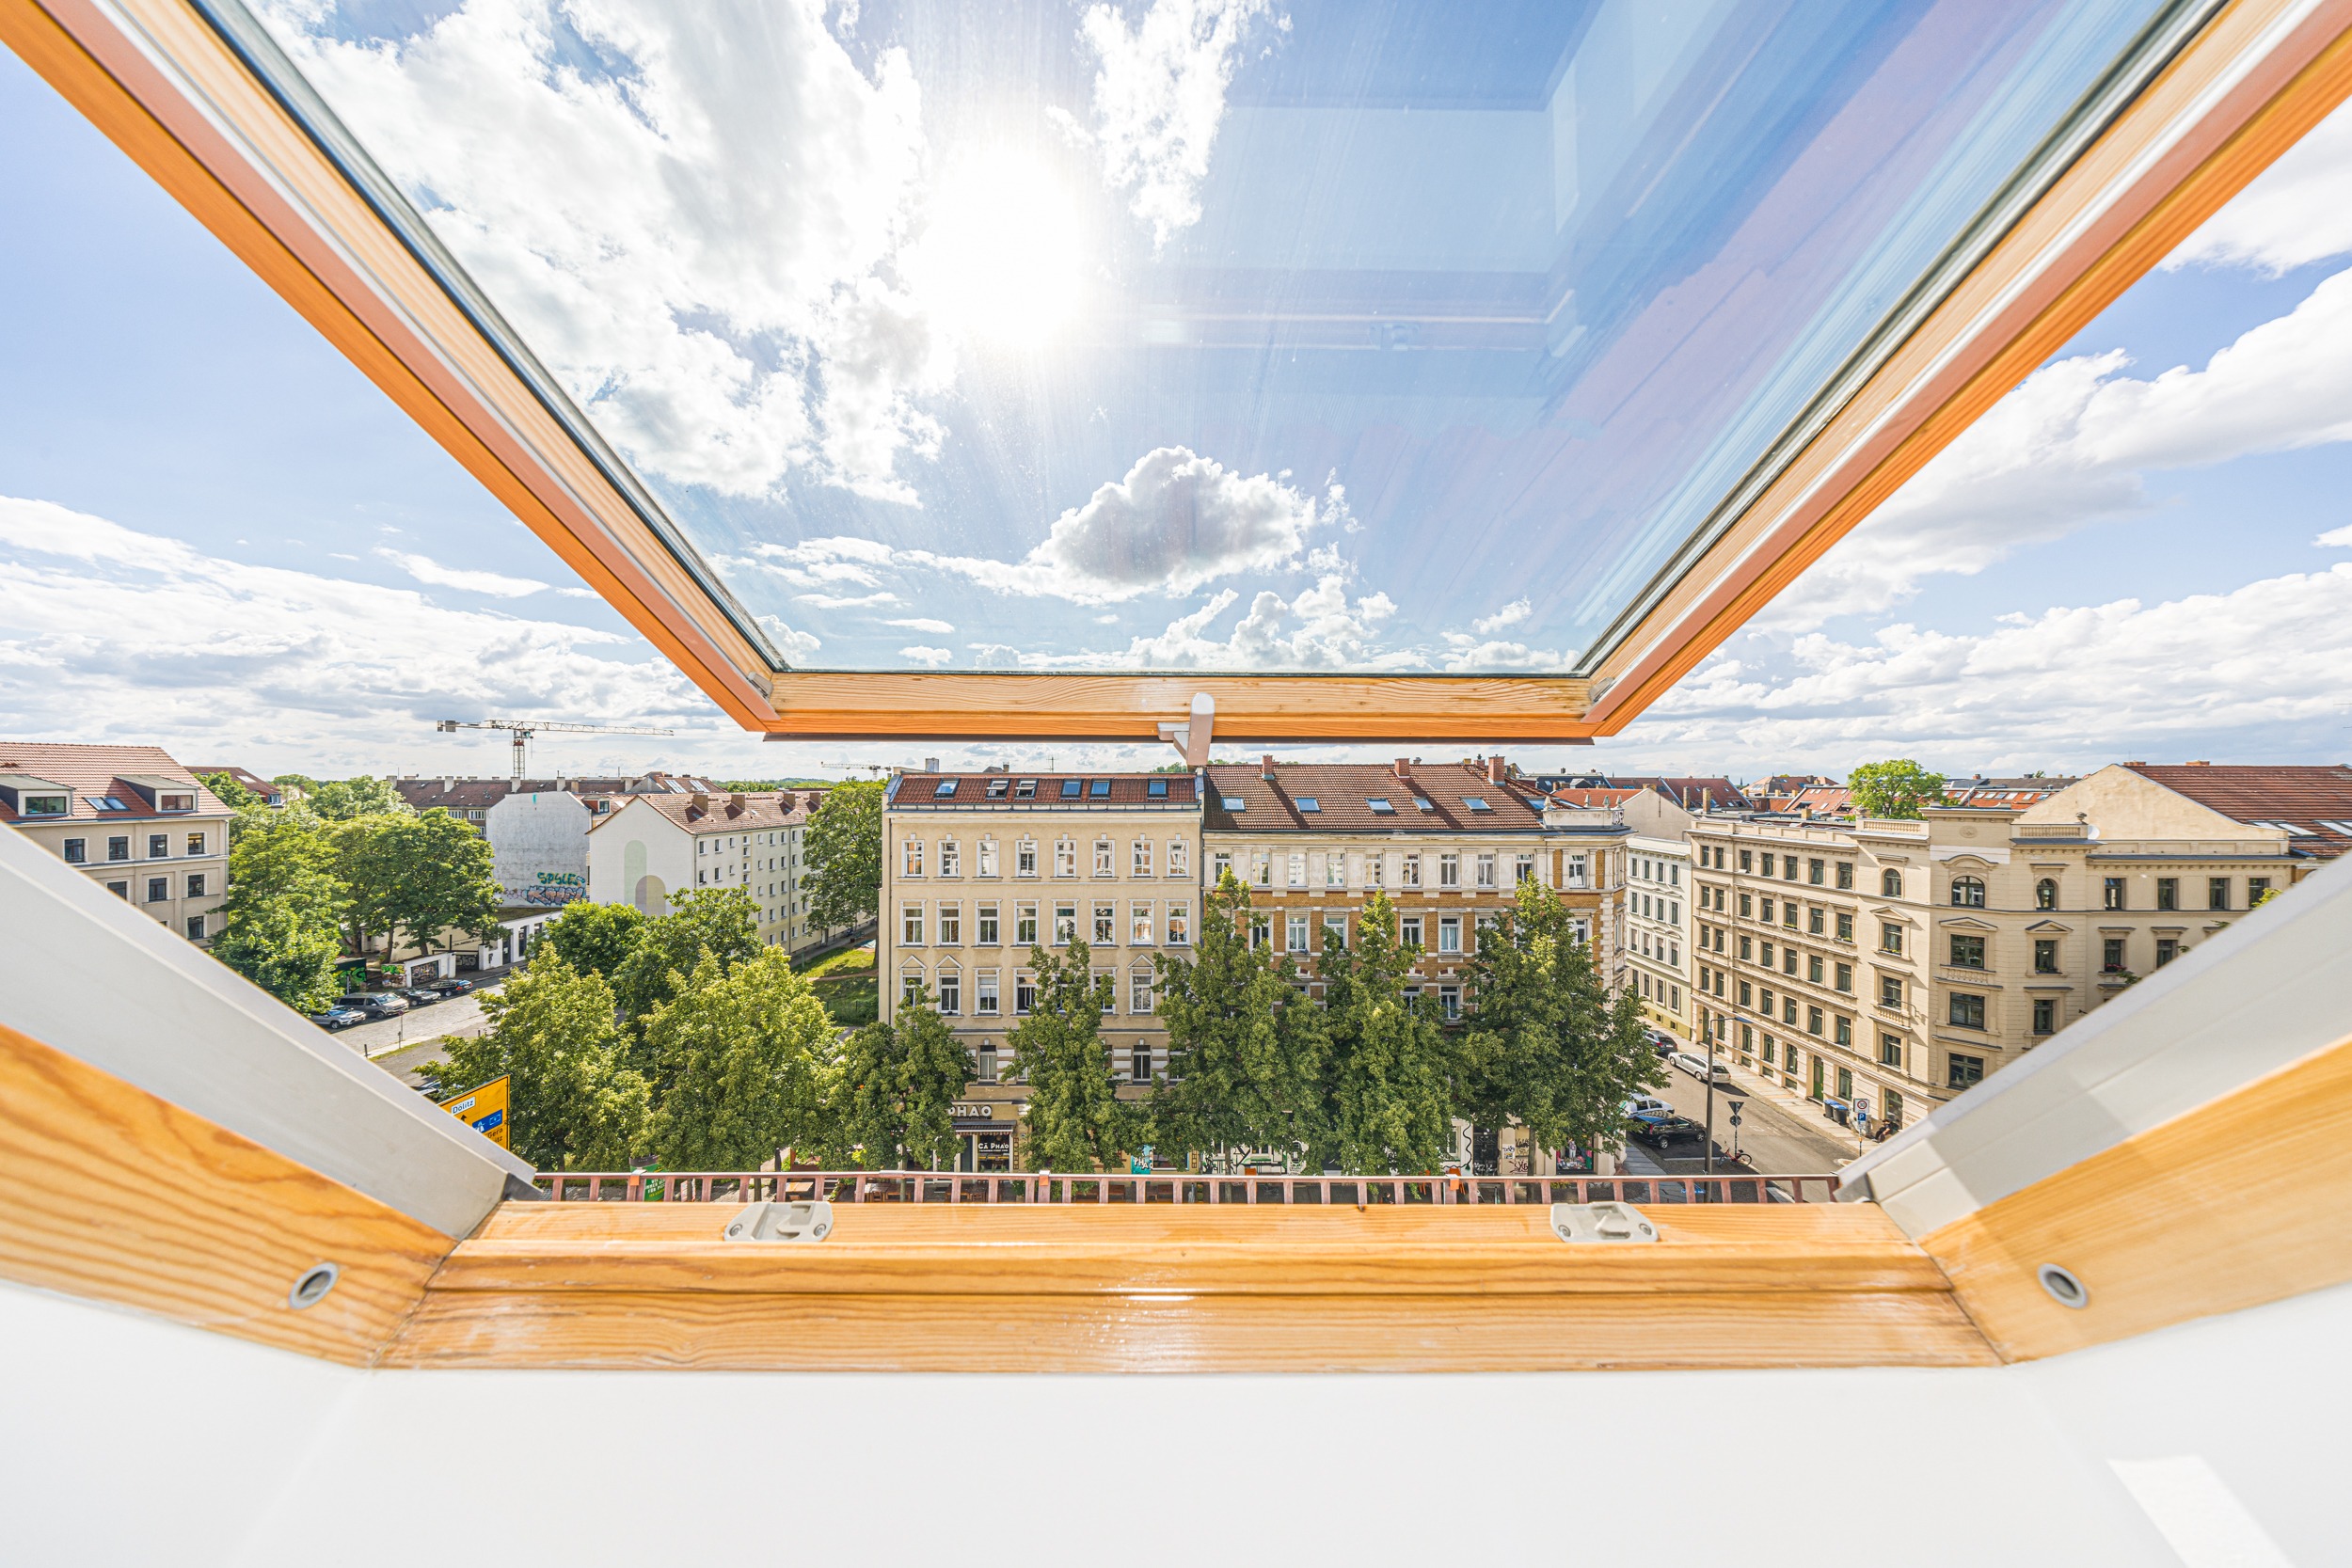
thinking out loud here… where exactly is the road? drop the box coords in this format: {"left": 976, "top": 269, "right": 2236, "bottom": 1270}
{"left": 330, "top": 978, "right": 509, "bottom": 1087}
{"left": 1634, "top": 1035, "right": 1859, "bottom": 1176}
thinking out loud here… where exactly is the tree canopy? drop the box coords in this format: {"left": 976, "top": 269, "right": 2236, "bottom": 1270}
{"left": 421, "top": 949, "right": 648, "bottom": 1171}
{"left": 307, "top": 775, "right": 412, "bottom": 822}
{"left": 1849, "top": 759, "right": 1947, "bottom": 819}
{"left": 379, "top": 809, "right": 502, "bottom": 958}
{"left": 541, "top": 897, "right": 645, "bottom": 981}
{"left": 1008, "top": 939, "right": 1145, "bottom": 1172}
{"left": 211, "top": 810, "right": 347, "bottom": 1011}
{"left": 830, "top": 993, "right": 972, "bottom": 1170}
{"left": 1313, "top": 890, "right": 1455, "bottom": 1175}
{"left": 643, "top": 949, "right": 834, "bottom": 1170}
{"left": 1151, "top": 873, "right": 1321, "bottom": 1171}
{"left": 802, "top": 780, "right": 882, "bottom": 931}
{"left": 611, "top": 886, "right": 763, "bottom": 1029}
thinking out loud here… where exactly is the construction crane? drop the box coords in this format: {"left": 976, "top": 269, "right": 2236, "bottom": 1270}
{"left": 820, "top": 760, "right": 932, "bottom": 777}
{"left": 436, "top": 719, "right": 676, "bottom": 780}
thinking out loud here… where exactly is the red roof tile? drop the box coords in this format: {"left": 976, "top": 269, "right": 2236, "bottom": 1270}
{"left": 887, "top": 772, "right": 1199, "bottom": 808}
{"left": 1204, "top": 762, "right": 1544, "bottom": 833}
{"left": 0, "top": 742, "right": 229, "bottom": 825}
{"left": 2126, "top": 764, "right": 2352, "bottom": 859}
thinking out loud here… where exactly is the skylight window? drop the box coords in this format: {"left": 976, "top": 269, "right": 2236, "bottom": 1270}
{"left": 1148, "top": 779, "right": 1168, "bottom": 798}
{"left": 1014, "top": 780, "right": 1036, "bottom": 799}
{"left": 1223, "top": 797, "right": 1246, "bottom": 812}
{"left": 86, "top": 797, "right": 127, "bottom": 811}
{"left": 1367, "top": 799, "right": 1393, "bottom": 815}
{"left": 1059, "top": 780, "right": 1081, "bottom": 799}
{"left": 2318, "top": 820, "right": 2352, "bottom": 835}
{"left": 1465, "top": 798, "right": 1492, "bottom": 812}
{"left": 986, "top": 779, "right": 1009, "bottom": 799}
{"left": 1414, "top": 799, "right": 1436, "bottom": 813}
{"left": 1089, "top": 779, "right": 1110, "bottom": 798}
{"left": 932, "top": 779, "right": 959, "bottom": 798}
{"left": 1296, "top": 798, "right": 1320, "bottom": 812}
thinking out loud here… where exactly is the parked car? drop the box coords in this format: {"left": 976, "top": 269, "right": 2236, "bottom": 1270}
{"left": 426, "top": 977, "right": 475, "bottom": 997}
{"left": 336, "top": 992, "right": 408, "bottom": 1018}
{"left": 1622, "top": 1095, "right": 1674, "bottom": 1119}
{"left": 308, "top": 1006, "right": 365, "bottom": 1031}
{"left": 394, "top": 987, "right": 442, "bottom": 1007}
{"left": 1626, "top": 1111, "right": 1708, "bottom": 1147}
{"left": 1669, "top": 1051, "right": 1734, "bottom": 1085}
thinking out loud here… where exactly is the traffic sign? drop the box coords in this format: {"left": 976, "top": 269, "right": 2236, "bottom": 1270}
{"left": 438, "top": 1074, "right": 511, "bottom": 1150}
{"left": 1728, "top": 1114, "right": 1742, "bottom": 1127}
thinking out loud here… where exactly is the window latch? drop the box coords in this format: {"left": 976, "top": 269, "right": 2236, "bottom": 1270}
{"left": 723, "top": 1199, "right": 834, "bottom": 1243}
{"left": 1549, "top": 1202, "right": 1657, "bottom": 1244}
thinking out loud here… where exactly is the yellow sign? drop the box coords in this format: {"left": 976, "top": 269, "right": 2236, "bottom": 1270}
{"left": 438, "top": 1075, "right": 511, "bottom": 1150}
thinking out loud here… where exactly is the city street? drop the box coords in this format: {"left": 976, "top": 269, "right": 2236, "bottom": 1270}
{"left": 329, "top": 978, "right": 509, "bottom": 1087}
{"left": 1634, "top": 1035, "right": 1860, "bottom": 1175}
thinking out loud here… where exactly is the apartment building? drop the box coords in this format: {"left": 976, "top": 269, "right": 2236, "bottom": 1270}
{"left": 0, "top": 743, "right": 230, "bottom": 945}
{"left": 586, "top": 788, "right": 829, "bottom": 953}
{"left": 882, "top": 768, "right": 1204, "bottom": 1165}
{"left": 1626, "top": 826, "right": 1692, "bottom": 1037}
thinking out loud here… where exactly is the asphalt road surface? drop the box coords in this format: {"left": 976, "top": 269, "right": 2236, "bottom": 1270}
{"left": 328, "top": 980, "right": 508, "bottom": 1086}
{"left": 1638, "top": 1051, "right": 1860, "bottom": 1175}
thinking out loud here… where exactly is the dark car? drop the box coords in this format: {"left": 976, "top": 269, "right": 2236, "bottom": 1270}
{"left": 308, "top": 1006, "right": 365, "bottom": 1031}
{"left": 426, "top": 977, "right": 475, "bottom": 997}
{"left": 1626, "top": 1111, "right": 1708, "bottom": 1148}
{"left": 395, "top": 987, "right": 443, "bottom": 1007}
{"left": 336, "top": 991, "right": 408, "bottom": 1018}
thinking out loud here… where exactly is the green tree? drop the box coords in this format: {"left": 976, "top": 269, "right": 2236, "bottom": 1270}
{"left": 803, "top": 780, "right": 882, "bottom": 932}
{"left": 328, "top": 813, "right": 409, "bottom": 961}
{"left": 1151, "top": 873, "right": 1321, "bottom": 1172}
{"left": 828, "top": 995, "right": 974, "bottom": 1169}
{"left": 1008, "top": 939, "right": 1145, "bottom": 1173}
{"left": 420, "top": 949, "right": 649, "bottom": 1170}
{"left": 611, "top": 886, "right": 763, "bottom": 1026}
{"left": 644, "top": 950, "right": 834, "bottom": 1170}
{"left": 380, "top": 809, "right": 502, "bottom": 961}
{"left": 1460, "top": 879, "right": 1661, "bottom": 1173}
{"left": 1316, "top": 890, "right": 1457, "bottom": 1174}
{"left": 211, "top": 810, "right": 347, "bottom": 1011}
{"left": 197, "top": 769, "right": 257, "bottom": 810}
{"left": 309, "top": 775, "right": 412, "bottom": 822}
{"left": 1848, "top": 760, "right": 1948, "bottom": 820}
{"left": 542, "top": 898, "right": 646, "bottom": 980}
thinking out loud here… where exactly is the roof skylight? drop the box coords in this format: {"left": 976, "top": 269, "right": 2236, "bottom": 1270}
{"left": 1465, "top": 798, "right": 1492, "bottom": 812}
{"left": 932, "top": 779, "right": 958, "bottom": 798}
{"left": 1060, "top": 780, "right": 1082, "bottom": 799}
{"left": 1414, "top": 799, "right": 1436, "bottom": 813}
{"left": 1296, "top": 798, "right": 1320, "bottom": 812}
{"left": 1089, "top": 779, "right": 1110, "bottom": 798}
{"left": 1367, "top": 799, "right": 1394, "bottom": 815}
{"left": 1148, "top": 778, "right": 1168, "bottom": 798}
{"left": 1224, "top": 797, "right": 1246, "bottom": 811}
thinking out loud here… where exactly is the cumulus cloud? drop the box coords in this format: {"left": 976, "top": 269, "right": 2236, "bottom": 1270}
{"left": 910, "top": 447, "right": 1333, "bottom": 603}
{"left": 372, "top": 546, "right": 549, "bottom": 598}
{"left": 2315, "top": 523, "right": 2352, "bottom": 547}
{"left": 1058, "top": 0, "right": 1271, "bottom": 246}
{"left": 0, "top": 496, "right": 707, "bottom": 758}
{"left": 755, "top": 614, "right": 822, "bottom": 665}
{"left": 1774, "top": 267, "right": 2352, "bottom": 628}
{"left": 796, "top": 591, "right": 899, "bottom": 609}
{"left": 1001, "top": 577, "right": 1416, "bottom": 671}
{"left": 883, "top": 617, "right": 954, "bottom": 633}
{"left": 1439, "top": 635, "right": 1575, "bottom": 673}
{"left": 2166, "top": 97, "right": 2352, "bottom": 276}
{"left": 256, "top": 0, "right": 949, "bottom": 501}
{"left": 898, "top": 644, "right": 954, "bottom": 666}
{"left": 1471, "top": 598, "right": 1532, "bottom": 635}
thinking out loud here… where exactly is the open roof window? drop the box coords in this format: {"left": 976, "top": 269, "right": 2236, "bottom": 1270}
{"left": 40, "top": 0, "right": 2329, "bottom": 739}
{"left": 986, "top": 779, "right": 1009, "bottom": 800}
{"left": 932, "top": 779, "right": 958, "bottom": 798}
{"left": 1014, "top": 780, "right": 1037, "bottom": 799}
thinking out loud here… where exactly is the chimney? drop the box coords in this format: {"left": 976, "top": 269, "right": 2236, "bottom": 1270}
{"left": 728, "top": 791, "right": 746, "bottom": 811}
{"left": 1394, "top": 756, "right": 1412, "bottom": 781}
{"left": 925, "top": 757, "right": 940, "bottom": 773}
{"left": 1486, "top": 755, "right": 1507, "bottom": 785}
{"left": 691, "top": 792, "right": 709, "bottom": 814}
{"left": 1261, "top": 753, "right": 1277, "bottom": 781}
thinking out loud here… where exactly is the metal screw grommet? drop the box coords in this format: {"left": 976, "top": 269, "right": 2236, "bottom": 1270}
{"left": 2037, "top": 1262, "right": 2089, "bottom": 1309}
{"left": 288, "top": 1262, "right": 341, "bottom": 1310}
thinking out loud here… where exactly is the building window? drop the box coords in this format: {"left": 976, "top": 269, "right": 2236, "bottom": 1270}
{"left": 63, "top": 838, "right": 85, "bottom": 864}
{"left": 1094, "top": 902, "right": 1116, "bottom": 944}
{"left": 2032, "top": 998, "right": 2057, "bottom": 1035}
{"left": 1095, "top": 840, "right": 1115, "bottom": 878}
{"left": 1287, "top": 914, "right": 1310, "bottom": 954}
{"left": 1327, "top": 913, "right": 1349, "bottom": 951}
{"left": 1880, "top": 1034, "right": 1903, "bottom": 1068}
{"left": 1783, "top": 996, "right": 1798, "bottom": 1025}
{"left": 1565, "top": 854, "right": 1585, "bottom": 888}
{"left": 1947, "top": 1053, "right": 1985, "bottom": 1090}
{"left": 1835, "top": 962, "right": 1852, "bottom": 993}
{"left": 1096, "top": 972, "right": 1117, "bottom": 1015}
{"left": 106, "top": 881, "right": 128, "bottom": 899}
{"left": 1057, "top": 841, "right": 1077, "bottom": 878}
{"left": 1168, "top": 841, "right": 1189, "bottom": 878}
{"left": 1212, "top": 850, "right": 1233, "bottom": 884}
{"left": 1475, "top": 853, "right": 1497, "bottom": 889}
{"left": 978, "top": 840, "right": 998, "bottom": 878}
{"left": 148, "top": 833, "right": 168, "bottom": 858}
{"left": 2156, "top": 878, "right": 2178, "bottom": 912}
{"left": 185, "top": 874, "right": 206, "bottom": 899}
{"left": 938, "top": 839, "right": 961, "bottom": 877}
{"left": 184, "top": 915, "right": 205, "bottom": 942}
{"left": 1836, "top": 1067, "right": 1853, "bottom": 1101}
{"left": 976, "top": 1050, "right": 998, "bottom": 1084}
{"left": 1439, "top": 986, "right": 1461, "bottom": 1020}
{"left": 977, "top": 903, "right": 999, "bottom": 945}
{"left": 1438, "top": 916, "right": 1461, "bottom": 954}
{"left": 1326, "top": 853, "right": 1347, "bottom": 888}
{"left": 1131, "top": 967, "right": 1154, "bottom": 1015}
{"left": 1783, "top": 903, "right": 1798, "bottom": 931}
{"left": 2036, "top": 879, "right": 2057, "bottom": 911}
{"left": 1251, "top": 850, "right": 1272, "bottom": 887}
{"left": 1836, "top": 912, "right": 1852, "bottom": 942}
{"left": 1438, "top": 853, "right": 1460, "bottom": 888}
{"left": 937, "top": 972, "right": 961, "bottom": 1015}
{"left": 1016, "top": 902, "right": 1039, "bottom": 946}
{"left": 1836, "top": 862, "right": 1853, "bottom": 890}
{"left": 1133, "top": 838, "right": 1152, "bottom": 877}
{"left": 1808, "top": 907, "right": 1825, "bottom": 936}
{"left": 1167, "top": 902, "right": 1191, "bottom": 945}
{"left": 2103, "top": 937, "right": 2126, "bottom": 973}
{"left": 1835, "top": 1016, "right": 1852, "bottom": 1046}
{"left": 1516, "top": 853, "right": 1536, "bottom": 884}
{"left": 1401, "top": 915, "right": 1423, "bottom": 948}
{"left": 1126, "top": 902, "right": 1152, "bottom": 945}
{"left": 1054, "top": 903, "right": 1076, "bottom": 944}
{"left": 147, "top": 877, "right": 168, "bottom": 903}
{"left": 1018, "top": 840, "right": 1038, "bottom": 877}
{"left": 2249, "top": 877, "right": 2270, "bottom": 903}
{"left": 1880, "top": 975, "right": 1901, "bottom": 1007}
{"left": 1807, "top": 955, "right": 1824, "bottom": 984}
{"left": 1808, "top": 858, "right": 1825, "bottom": 885}
{"left": 901, "top": 971, "right": 925, "bottom": 1009}
{"left": 2208, "top": 877, "right": 2230, "bottom": 911}
{"left": 977, "top": 971, "right": 999, "bottom": 1015}
{"left": 2032, "top": 939, "right": 2059, "bottom": 974}
{"left": 1806, "top": 1006, "right": 1823, "bottom": 1037}
{"left": 1949, "top": 934, "right": 1984, "bottom": 969}
{"left": 901, "top": 905, "right": 924, "bottom": 945}
{"left": 1882, "top": 868, "right": 1901, "bottom": 897}
{"left": 1948, "top": 993, "right": 1986, "bottom": 1029}
{"left": 1016, "top": 973, "right": 1036, "bottom": 1015}
{"left": 2155, "top": 938, "right": 2179, "bottom": 968}
{"left": 1737, "top": 980, "right": 1752, "bottom": 1008}
{"left": 1950, "top": 876, "right": 1985, "bottom": 908}
{"left": 1783, "top": 856, "right": 1798, "bottom": 880}
{"left": 902, "top": 839, "right": 924, "bottom": 877}
{"left": 936, "top": 904, "right": 961, "bottom": 944}
{"left": 107, "top": 837, "right": 129, "bottom": 862}
{"left": 2103, "top": 877, "right": 2125, "bottom": 911}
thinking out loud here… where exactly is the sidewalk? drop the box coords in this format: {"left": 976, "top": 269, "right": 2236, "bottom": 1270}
{"left": 1648, "top": 1022, "right": 1865, "bottom": 1154}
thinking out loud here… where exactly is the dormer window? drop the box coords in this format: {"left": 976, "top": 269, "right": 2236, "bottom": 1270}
{"left": 158, "top": 793, "right": 194, "bottom": 812}
{"left": 22, "top": 794, "right": 67, "bottom": 816}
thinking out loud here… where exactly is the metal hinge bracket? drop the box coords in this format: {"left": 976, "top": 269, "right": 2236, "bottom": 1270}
{"left": 1549, "top": 1201, "right": 1657, "bottom": 1243}
{"left": 723, "top": 1198, "right": 834, "bottom": 1242}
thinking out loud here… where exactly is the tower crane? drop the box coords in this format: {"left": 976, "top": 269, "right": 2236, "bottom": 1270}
{"left": 435, "top": 719, "right": 676, "bottom": 780}
{"left": 819, "top": 761, "right": 926, "bottom": 777}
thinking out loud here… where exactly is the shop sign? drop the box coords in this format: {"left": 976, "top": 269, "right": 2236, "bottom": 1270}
{"left": 951, "top": 1101, "right": 1005, "bottom": 1131}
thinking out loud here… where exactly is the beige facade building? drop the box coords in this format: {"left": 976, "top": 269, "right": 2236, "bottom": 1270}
{"left": 0, "top": 743, "right": 230, "bottom": 946}
{"left": 587, "top": 788, "right": 829, "bottom": 953}
{"left": 881, "top": 768, "right": 1205, "bottom": 1169}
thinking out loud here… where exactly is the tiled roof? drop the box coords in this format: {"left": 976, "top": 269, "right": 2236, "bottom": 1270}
{"left": 592, "top": 789, "right": 824, "bottom": 833}
{"left": 187, "top": 765, "right": 278, "bottom": 799}
{"left": 2127, "top": 764, "right": 2352, "bottom": 860}
{"left": 886, "top": 772, "right": 1200, "bottom": 808}
{"left": 1545, "top": 787, "right": 1645, "bottom": 809}
{"left": 1611, "top": 774, "right": 1751, "bottom": 809}
{"left": 0, "top": 742, "right": 228, "bottom": 825}
{"left": 1203, "top": 762, "right": 1544, "bottom": 833}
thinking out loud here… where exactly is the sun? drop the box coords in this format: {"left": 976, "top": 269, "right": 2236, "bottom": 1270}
{"left": 916, "top": 150, "right": 1089, "bottom": 344}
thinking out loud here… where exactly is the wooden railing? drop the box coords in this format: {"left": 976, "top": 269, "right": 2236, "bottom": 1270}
{"left": 529, "top": 1171, "right": 1845, "bottom": 1206}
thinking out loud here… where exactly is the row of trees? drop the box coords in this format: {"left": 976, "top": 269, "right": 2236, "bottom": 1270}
{"left": 199, "top": 773, "right": 501, "bottom": 1012}
{"left": 447, "top": 873, "right": 1659, "bottom": 1177}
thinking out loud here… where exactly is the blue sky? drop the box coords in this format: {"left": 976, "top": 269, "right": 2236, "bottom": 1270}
{"left": 3, "top": 1, "right": 2351, "bottom": 784}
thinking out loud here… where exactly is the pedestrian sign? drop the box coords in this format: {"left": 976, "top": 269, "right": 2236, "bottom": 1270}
{"left": 438, "top": 1075, "right": 511, "bottom": 1150}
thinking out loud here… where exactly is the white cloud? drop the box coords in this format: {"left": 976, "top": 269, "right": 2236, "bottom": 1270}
{"left": 1776, "top": 268, "right": 2352, "bottom": 628}
{"left": 1093, "top": 613, "right": 1119, "bottom": 624}
{"left": 1062, "top": 0, "right": 1270, "bottom": 246}
{"left": 371, "top": 546, "right": 548, "bottom": 597}
{"left": 1009, "top": 577, "right": 1417, "bottom": 671}
{"left": 554, "top": 586, "right": 597, "bottom": 597}
{"left": 0, "top": 496, "right": 708, "bottom": 761}
{"left": 883, "top": 617, "right": 954, "bottom": 633}
{"left": 1438, "top": 635, "right": 1575, "bottom": 673}
{"left": 258, "top": 0, "right": 949, "bottom": 501}
{"left": 755, "top": 614, "right": 822, "bottom": 665}
{"left": 909, "top": 446, "right": 1332, "bottom": 603}
{"left": 2316, "top": 523, "right": 2352, "bottom": 547}
{"left": 1471, "top": 598, "right": 1531, "bottom": 635}
{"left": 2166, "top": 97, "right": 2352, "bottom": 276}
{"left": 795, "top": 591, "right": 899, "bottom": 609}
{"left": 898, "top": 644, "right": 953, "bottom": 666}
{"left": 742, "top": 537, "right": 896, "bottom": 591}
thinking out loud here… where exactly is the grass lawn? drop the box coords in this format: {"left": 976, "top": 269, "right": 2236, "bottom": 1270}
{"left": 797, "top": 939, "right": 876, "bottom": 980}
{"left": 819, "top": 975, "right": 878, "bottom": 1027}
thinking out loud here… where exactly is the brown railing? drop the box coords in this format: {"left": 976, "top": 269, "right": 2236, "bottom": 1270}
{"left": 529, "top": 1171, "right": 1844, "bottom": 1205}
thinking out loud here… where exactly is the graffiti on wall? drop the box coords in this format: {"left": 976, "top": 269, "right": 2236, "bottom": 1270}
{"left": 511, "top": 870, "right": 587, "bottom": 908}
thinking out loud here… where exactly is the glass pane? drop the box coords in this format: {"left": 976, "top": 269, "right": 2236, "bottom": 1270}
{"left": 253, "top": 0, "right": 2174, "bottom": 673}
